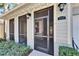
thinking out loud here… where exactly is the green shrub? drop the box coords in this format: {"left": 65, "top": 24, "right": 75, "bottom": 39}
{"left": 0, "top": 41, "right": 31, "bottom": 56}
{"left": 59, "top": 46, "right": 79, "bottom": 56}
{"left": 0, "top": 38, "right": 6, "bottom": 42}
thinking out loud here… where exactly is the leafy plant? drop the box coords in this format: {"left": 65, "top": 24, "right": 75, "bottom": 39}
{"left": 0, "top": 3, "right": 4, "bottom": 8}
{"left": 0, "top": 41, "right": 31, "bottom": 56}
{"left": 59, "top": 46, "right": 79, "bottom": 56}
{"left": 0, "top": 38, "right": 6, "bottom": 42}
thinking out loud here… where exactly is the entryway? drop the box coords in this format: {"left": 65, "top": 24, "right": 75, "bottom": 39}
{"left": 18, "top": 15, "right": 27, "bottom": 44}
{"left": 9, "top": 18, "right": 14, "bottom": 40}
{"left": 34, "top": 6, "right": 54, "bottom": 55}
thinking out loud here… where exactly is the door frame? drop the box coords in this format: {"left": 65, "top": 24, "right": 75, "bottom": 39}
{"left": 34, "top": 6, "right": 54, "bottom": 55}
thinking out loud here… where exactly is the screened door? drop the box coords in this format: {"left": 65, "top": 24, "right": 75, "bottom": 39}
{"left": 18, "top": 15, "right": 27, "bottom": 44}
{"left": 34, "top": 16, "right": 49, "bottom": 52}
{"left": 34, "top": 6, "right": 54, "bottom": 55}
{"left": 9, "top": 19, "right": 14, "bottom": 40}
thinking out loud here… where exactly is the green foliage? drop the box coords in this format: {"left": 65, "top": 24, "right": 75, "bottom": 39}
{"left": 0, "top": 41, "right": 31, "bottom": 56}
{"left": 59, "top": 46, "right": 79, "bottom": 56}
{"left": 0, "top": 38, "right": 6, "bottom": 42}
{"left": 0, "top": 3, "right": 4, "bottom": 8}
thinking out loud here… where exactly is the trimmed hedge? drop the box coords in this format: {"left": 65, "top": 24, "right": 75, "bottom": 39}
{"left": 0, "top": 41, "right": 31, "bottom": 56}
{"left": 59, "top": 46, "right": 79, "bottom": 56}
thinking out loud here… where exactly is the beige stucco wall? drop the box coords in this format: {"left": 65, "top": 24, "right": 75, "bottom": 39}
{"left": 0, "top": 23, "right": 4, "bottom": 39}
{"left": 1, "top": 3, "right": 72, "bottom": 55}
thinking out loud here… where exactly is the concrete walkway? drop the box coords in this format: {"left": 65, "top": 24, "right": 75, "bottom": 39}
{"left": 29, "top": 50, "right": 52, "bottom": 56}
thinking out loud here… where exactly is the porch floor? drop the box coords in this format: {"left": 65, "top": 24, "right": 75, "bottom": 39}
{"left": 29, "top": 50, "right": 52, "bottom": 56}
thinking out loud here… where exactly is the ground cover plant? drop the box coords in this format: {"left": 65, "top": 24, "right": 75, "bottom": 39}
{"left": 0, "top": 41, "right": 31, "bottom": 56}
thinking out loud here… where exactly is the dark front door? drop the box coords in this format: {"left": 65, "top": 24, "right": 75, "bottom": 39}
{"left": 34, "top": 6, "right": 54, "bottom": 55}
{"left": 9, "top": 18, "right": 14, "bottom": 40}
{"left": 18, "top": 15, "right": 27, "bottom": 44}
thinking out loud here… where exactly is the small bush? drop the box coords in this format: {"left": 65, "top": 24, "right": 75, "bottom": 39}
{"left": 59, "top": 46, "right": 79, "bottom": 56}
{"left": 0, "top": 38, "right": 6, "bottom": 42}
{"left": 0, "top": 41, "right": 31, "bottom": 56}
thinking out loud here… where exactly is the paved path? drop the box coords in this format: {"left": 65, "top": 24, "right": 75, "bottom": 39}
{"left": 29, "top": 50, "right": 52, "bottom": 56}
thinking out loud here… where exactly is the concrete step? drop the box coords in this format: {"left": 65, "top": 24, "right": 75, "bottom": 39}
{"left": 29, "top": 50, "right": 52, "bottom": 56}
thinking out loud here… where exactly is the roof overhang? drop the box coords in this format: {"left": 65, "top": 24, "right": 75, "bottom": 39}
{"left": 0, "top": 3, "right": 26, "bottom": 19}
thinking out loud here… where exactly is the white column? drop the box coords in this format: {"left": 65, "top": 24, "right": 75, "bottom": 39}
{"left": 54, "top": 4, "right": 58, "bottom": 56}
{"left": 27, "top": 12, "right": 34, "bottom": 49}
{"left": 14, "top": 17, "right": 19, "bottom": 43}
{"left": 67, "top": 4, "right": 72, "bottom": 47}
{"left": 5, "top": 20, "right": 10, "bottom": 41}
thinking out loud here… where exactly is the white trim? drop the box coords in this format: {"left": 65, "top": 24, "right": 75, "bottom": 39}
{"left": 14, "top": 16, "right": 19, "bottom": 43}
{"left": 54, "top": 4, "right": 57, "bottom": 56}
{"left": 31, "top": 11, "right": 34, "bottom": 49}
{"left": 67, "top": 4, "right": 72, "bottom": 46}
{"left": 35, "top": 16, "right": 48, "bottom": 20}
{"left": 6, "top": 19, "right": 10, "bottom": 41}
{"left": 32, "top": 4, "right": 55, "bottom": 12}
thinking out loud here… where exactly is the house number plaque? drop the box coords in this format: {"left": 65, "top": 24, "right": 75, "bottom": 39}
{"left": 58, "top": 16, "right": 66, "bottom": 20}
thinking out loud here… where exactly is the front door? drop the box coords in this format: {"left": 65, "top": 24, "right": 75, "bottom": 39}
{"left": 34, "top": 6, "right": 54, "bottom": 55}
{"left": 34, "top": 16, "right": 49, "bottom": 53}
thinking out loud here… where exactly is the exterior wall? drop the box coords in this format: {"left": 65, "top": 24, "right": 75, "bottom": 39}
{"left": 0, "top": 23, "right": 4, "bottom": 39}
{"left": 54, "top": 4, "right": 72, "bottom": 55}
{"left": 27, "top": 12, "right": 34, "bottom": 49}
{"left": 2, "top": 3, "right": 72, "bottom": 56}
